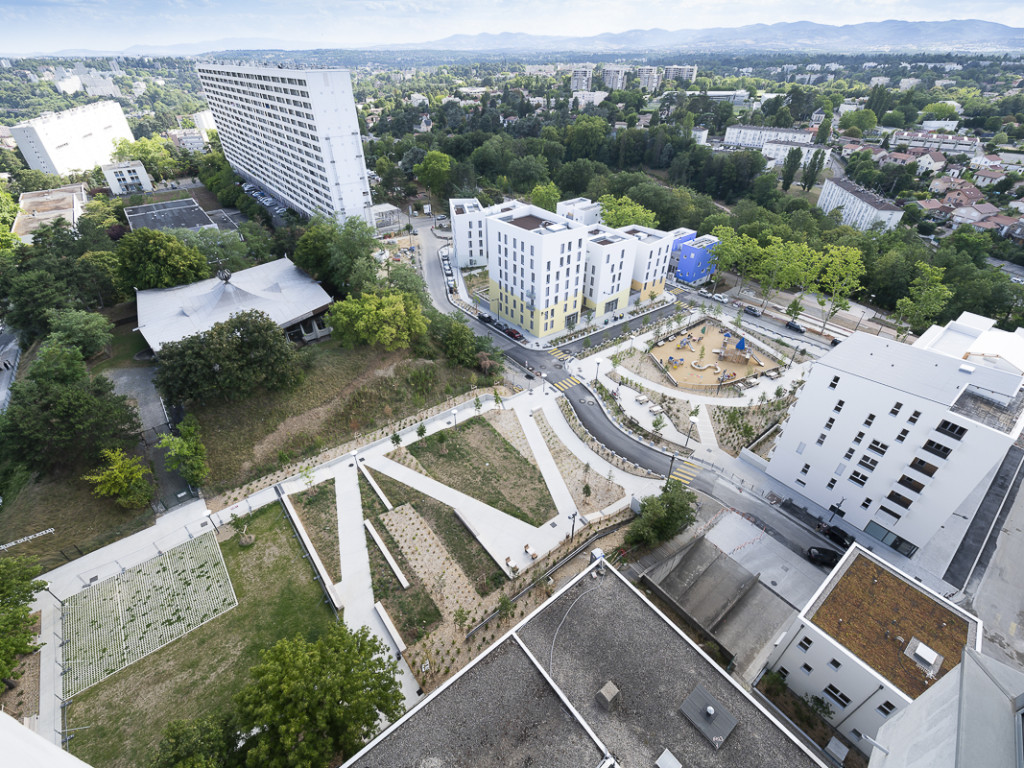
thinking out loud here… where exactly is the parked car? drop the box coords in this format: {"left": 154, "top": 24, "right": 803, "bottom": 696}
{"left": 478, "top": 313, "right": 494, "bottom": 324}
{"left": 786, "top": 320, "right": 806, "bottom": 333}
{"left": 494, "top": 321, "right": 509, "bottom": 332}
{"left": 436, "top": 214, "right": 448, "bottom": 221}
{"left": 510, "top": 330, "right": 524, "bottom": 341}
{"left": 818, "top": 523, "right": 855, "bottom": 549}
{"left": 524, "top": 373, "right": 535, "bottom": 380}
{"left": 830, "top": 338, "right": 842, "bottom": 346}
{"left": 698, "top": 289, "right": 713, "bottom": 298}
{"left": 806, "top": 547, "right": 842, "bottom": 568}
{"left": 743, "top": 306, "right": 762, "bottom": 317}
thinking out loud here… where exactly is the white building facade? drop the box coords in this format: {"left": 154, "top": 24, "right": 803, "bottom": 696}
{"left": 101, "top": 160, "right": 152, "bottom": 194}
{"left": 724, "top": 124, "right": 815, "bottom": 149}
{"left": 601, "top": 66, "right": 630, "bottom": 91}
{"left": 767, "top": 316, "right": 1024, "bottom": 559}
{"left": 664, "top": 65, "right": 698, "bottom": 83}
{"left": 570, "top": 68, "right": 593, "bottom": 91}
{"left": 635, "top": 66, "right": 661, "bottom": 92}
{"left": 817, "top": 178, "right": 904, "bottom": 231}
{"left": 11, "top": 101, "right": 133, "bottom": 176}
{"left": 196, "top": 64, "right": 371, "bottom": 223}
{"left": 581, "top": 224, "right": 636, "bottom": 315}
{"left": 761, "top": 141, "right": 831, "bottom": 168}
{"left": 768, "top": 546, "right": 981, "bottom": 746}
{"left": 449, "top": 197, "right": 526, "bottom": 269}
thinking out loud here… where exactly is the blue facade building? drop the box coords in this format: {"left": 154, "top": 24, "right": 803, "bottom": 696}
{"left": 673, "top": 234, "right": 719, "bottom": 285}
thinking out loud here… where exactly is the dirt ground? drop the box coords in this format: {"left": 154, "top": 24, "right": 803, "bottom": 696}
{"left": 532, "top": 412, "right": 626, "bottom": 515}
{"left": 649, "top": 325, "right": 778, "bottom": 388}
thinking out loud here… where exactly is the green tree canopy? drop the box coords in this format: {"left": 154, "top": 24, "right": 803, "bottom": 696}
{"left": 0, "top": 556, "right": 45, "bottom": 681}
{"left": 157, "top": 414, "right": 210, "bottom": 487}
{"left": 45, "top": 308, "right": 114, "bottom": 359}
{"left": 780, "top": 147, "right": 802, "bottom": 193}
{"left": 82, "top": 448, "right": 154, "bottom": 509}
{"left": 895, "top": 263, "right": 954, "bottom": 336}
{"left": 413, "top": 150, "right": 454, "bottom": 199}
{"left": 598, "top": 194, "right": 658, "bottom": 228}
{"left": 838, "top": 108, "right": 878, "bottom": 134}
{"left": 325, "top": 291, "right": 429, "bottom": 351}
{"left": 625, "top": 480, "right": 697, "bottom": 547}
{"left": 293, "top": 217, "right": 379, "bottom": 298}
{"left": 529, "top": 180, "right": 561, "bottom": 212}
{"left": 117, "top": 229, "right": 210, "bottom": 291}
{"left": 154, "top": 310, "right": 300, "bottom": 404}
{"left": 233, "top": 622, "right": 403, "bottom": 768}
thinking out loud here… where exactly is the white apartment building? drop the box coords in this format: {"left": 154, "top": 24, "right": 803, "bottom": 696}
{"left": 601, "top": 65, "right": 630, "bottom": 91}
{"left": 767, "top": 315, "right": 1024, "bottom": 560}
{"left": 556, "top": 197, "right": 603, "bottom": 226}
{"left": 572, "top": 91, "right": 609, "bottom": 108}
{"left": 768, "top": 545, "right": 981, "bottom": 746}
{"left": 890, "top": 130, "right": 982, "bottom": 157}
{"left": 817, "top": 178, "right": 904, "bottom": 232}
{"left": 664, "top": 65, "right": 698, "bottom": 83}
{"left": 635, "top": 66, "right": 662, "bottom": 92}
{"left": 581, "top": 224, "right": 636, "bottom": 315}
{"left": 691, "top": 126, "right": 709, "bottom": 145}
{"left": 449, "top": 197, "right": 526, "bottom": 269}
{"left": 724, "top": 124, "right": 815, "bottom": 149}
{"left": 570, "top": 67, "right": 592, "bottom": 91}
{"left": 191, "top": 109, "right": 217, "bottom": 137}
{"left": 11, "top": 101, "right": 133, "bottom": 176}
{"left": 761, "top": 141, "right": 831, "bottom": 168}
{"left": 167, "top": 128, "right": 206, "bottom": 153}
{"left": 618, "top": 223, "right": 689, "bottom": 301}
{"left": 196, "top": 63, "right": 371, "bottom": 223}
{"left": 101, "top": 160, "right": 152, "bottom": 194}
{"left": 487, "top": 205, "right": 587, "bottom": 337}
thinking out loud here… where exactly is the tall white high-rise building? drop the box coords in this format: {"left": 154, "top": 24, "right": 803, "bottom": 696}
{"left": 11, "top": 101, "right": 133, "bottom": 176}
{"left": 635, "top": 66, "right": 662, "bottom": 92}
{"left": 601, "top": 66, "right": 630, "bottom": 91}
{"left": 664, "top": 65, "right": 698, "bottom": 83}
{"left": 196, "top": 64, "right": 371, "bottom": 222}
{"left": 570, "top": 67, "right": 593, "bottom": 91}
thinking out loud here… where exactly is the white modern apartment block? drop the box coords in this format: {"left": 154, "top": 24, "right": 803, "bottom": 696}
{"left": 488, "top": 205, "right": 587, "bottom": 337}
{"left": 448, "top": 197, "right": 526, "bottom": 269}
{"left": 196, "top": 63, "right": 371, "bottom": 223}
{"left": 767, "top": 314, "right": 1024, "bottom": 559}
{"left": 664, "top": 65, "right": 698, "bottom": 83}
{"left": 570, "top": 67, "right": 593, "bottom": 91}
{"left": 11, "top": 101, "right": 133, "bottom": 176}
{"left": 817, "top": 178, "right": 903, "bottom": 232}
{"left": 601, "top": 66, "right": 630, "bottom": 91}
{"left": 618, "top": 223, "right": 690, "bottom": 301}
{"left": 761, "top": 141, "right": 831, "bottom": 168}
{"left": 581, "top": 224, "right": 636, "bottom": 315}
{"left": 724, "top": 124, "right": 814, "bottom": 149}
{"left": 101, "top": 160, "right": 152, "bottom": 194}
{"left": 691, "top": 126, "right": 709, "bottom": 145}
{"left": 635, "top": 66, "right": 662, "bottom": 92}
{"left": 556, "top": 197, "right": 603, "bottom": 226}
{"left": 890, "top": 130, "right": 982, "bottom": 157}
{"left": 768, "top": 545, "right": 981, "bottom": 746}
{"left": 572, "top": 91, "right": 608, "bottom": 108}
{"left": 167, "top": 128, "right": 206, "bottom": 153}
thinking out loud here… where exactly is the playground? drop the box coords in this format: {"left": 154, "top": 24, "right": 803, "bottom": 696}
{"left": 648, "top": 322, "right": 781, "bottom": 391}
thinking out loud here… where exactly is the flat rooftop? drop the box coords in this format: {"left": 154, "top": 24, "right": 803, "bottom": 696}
{"left": 124, "top": 198, "right": 215, "bottom": 232}
{"left": 12, "top": 183, "right": 87, "bottom": 240}
{"left": 508, "top": 213, "right": 556, "bottom": 231}
{"left": 345, "top": 564, "right": 824, "bottom": 768}
{"left": 807, "top": 548, "right": 978, "bottom": 699}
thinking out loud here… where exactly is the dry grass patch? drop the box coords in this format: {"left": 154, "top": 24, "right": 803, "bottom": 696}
{"left": 67, "top": 504, "right": 336, "bottom": 768}
{"left": 407, "top": 416, "right": 557, "bottom": 526}
{"left": 533, "top": 412, "right": 625, "bottom": 515}
{"left": 291, "top": 478, "right": 340, "bottom": 583}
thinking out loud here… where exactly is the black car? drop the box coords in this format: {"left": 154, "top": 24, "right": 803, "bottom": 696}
{"left": 807, "top": 547, "right": 842, "bottom": 567}
{"left": 743, "top": 306, "right": 762, "bottom": 317}
{"left": 786, "top": 320, "right": 806, "bottom": 333}
{"left": 817, "top": 523, "right": 855, "bottom": 549}
{"left": 478, "top": 313, "right": 494, "bottom": 324}
{"left": 831, "top": 338, "right": 842, "bottom": 346}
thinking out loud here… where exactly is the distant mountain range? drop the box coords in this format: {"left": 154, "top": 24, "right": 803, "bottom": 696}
{"left": 17, "top": 20, "right": 1024, "bottom": 57}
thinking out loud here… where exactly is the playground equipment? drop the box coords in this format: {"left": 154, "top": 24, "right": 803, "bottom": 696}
{"left": 750, "top": 353, "right": 766, "bottom": 367}
{"left": 691, "top": 360, "right": 722, "bottom": 374}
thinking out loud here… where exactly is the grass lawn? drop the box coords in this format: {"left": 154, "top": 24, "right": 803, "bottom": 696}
{"left": 0, "top": 475, "right": 153, "bottom": 572}
{"left": 291, "top": 479, "right": 340, "bottom": 583}
{"left": 368, "top": 470, "right": 504, "bottom": 597}
{"left": 192, "top": 340, "right": 484, "bottom": 493}
{"left": 91, "top": 324, "right": 151, "bottom": 375}
{"left": 407, "top": 416, "right": 556, "bottom": 526}
{"left": 67, "top": 504, "right": 336, "bottom": 768}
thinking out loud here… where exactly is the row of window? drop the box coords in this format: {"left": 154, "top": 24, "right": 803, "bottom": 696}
{"left": 789, "top": 638, "right": 898, "bottom": 716}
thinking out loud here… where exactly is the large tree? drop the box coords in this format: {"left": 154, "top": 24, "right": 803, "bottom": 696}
{"left": 529, "top": 181, "right": 560, "bottom": 212}
{"left": 325, "top": 291, "right": 429, "bottom": 351}
{"left": 154, "top": 310, "right": 300, "bottom": 405}
{"left": 811, "top": 243, "right": 866, "bottom": 334}
{"left": 598, "top": 194, "right": 658, "bottom": 228}
{"left": 116, "top": 229, "right": 210, "bottom": 291}
{"left": 894, "top": 263, "right": 953, "bottom": 337}
{"left": 234, "top": 622, "right": 403, "bottom": 768}
{"left": 82, "top": 448, "right": 154, "bottom": 509}
{"left": 625, "top": 480, "right": 697, "bottom": 547}
{"left": 157, "top": 414, "right": 210, "bottom": 487}
{"left": 293, "top": 217, "right": 379, "bottom": 298}
{"left": 45, "top": 308, "right": 114, "bottom": 359}
{"left": 0, "top": 556, "right": 45, "bottom": 682}
{"left": 780, "top": 147, "right": 802, "bottom": 192}
{"left": 413, "top": 150, "right": 454, "bottom": 199}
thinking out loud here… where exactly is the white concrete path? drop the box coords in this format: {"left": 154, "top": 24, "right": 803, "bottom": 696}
{"left": 513, "top": 406, "right": 578, "bottom": 518}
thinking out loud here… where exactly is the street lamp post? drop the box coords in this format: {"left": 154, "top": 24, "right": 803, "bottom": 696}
{"left": 668, "top": 451, "right": 679, "bottom": 479}
{"left": 684, "top": 415, "right": 699, "bottom": 450}
{"left": 595, "top": 360, "right": 600, "bottom": 386}
{"left": 569, "top": 512, "right": 578, "bottom": 539}
{"left": 540, "top": 373, "right": 548, "bottom": 395}
{"left": 451, "top": 408, "right": 458, "bottom": 427}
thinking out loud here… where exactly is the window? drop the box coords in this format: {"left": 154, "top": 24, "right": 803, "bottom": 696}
{"left": 937, "top": 419, "right": 967, "bottom": 441}
{"left": 878, "top": 700, "right": 896, "bottom": 717}
{"left": 861, "top": 497, "right": 872, "bottom": 509}
{"left": 908, "top": 410, "right": 921, "bottom": 424}
{"left": 896, "top": 428, "right": 909, "bottom": 443}
{"left": 890, "top": 402, "right": 903, "bottom": 416}
{"left": 834, "top": 399, "right": 845, "bottom": 413}
{"left": 796, "top": 441, "right": 806, "bottom": 454}
{"left": 898, "top": 475, "right": 925, "bottom": 493}
{"left": 859, "top": 455, "right": 878, "bottom": 471}
{"left": 923, "top": 439, "right": 952, "bottom": 460}
{"left": 801, "top": 663, "right": 813, "bottom": 675}
{"left": 824, "top": 684, "right": 851, "bottom": 708}
{"left": 829, "top": 375, "right": 840, "bottom": 390}
{"left": 868, "top": 440, "right": 888, "bottom": 456}
{"left": 854, "top": 431, "right": 865, "bottom": 445}
{"left": 798, "top": 636, "right": 813, "bottom": 651}
{"left": 825, "top": 417, "right": 835, "bottom": 430}
{"left": 801, "top": 463, "right": 810, "bottom": 475}
{"left": 850, "top": 470, "right": 869, "bottom": 486}
{"left": 844, "top": 447, "right": 855, "bottom": 460}
{"left": 778, "top": 667, "right": 790, "bottom": 679}
{"left": 878, "top": 505, "right": 902, "bottom": 523}
{"left": 795, "top": 478, "right": 806, "bottom": 487}
{"left": 910, "top": 457, "right": 938, "bottom": 477}
{"left": 827, "top": 478, "right": 837, "bottom": 490}
{"left": 817, "top": 434, "right": 827, "bottom": 446}
{"left": 829, "top": 658, "right": 842, "bottom": 670}
{"left": 864, "top": 413, "right": 876, "bottom": 427}
{"left": 851, "top": 729, "right": 864, "bottom": 741}
{"left": 887, "top": 491, "right": 913, "bottom": 509}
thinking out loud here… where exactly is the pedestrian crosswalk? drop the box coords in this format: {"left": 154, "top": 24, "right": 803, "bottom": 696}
{"left": 550, "top": 376, "right": 581, "bottom": 392}
{"left": 667, "top": 285, "right": 686, "bottom": 296}
{"left": 549, "top": 349, "right": 572, "bottom": 360}
{"left": 669, "top": 460, "right": 699, "bottom": 486}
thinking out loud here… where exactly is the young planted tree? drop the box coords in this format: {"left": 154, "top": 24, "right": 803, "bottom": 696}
{"left": 82, "top": 448, "right": 154, "bottom": 509}
{"left": 811, "top": 244, "right": 866, "bottom": 335}
{"left": 157, "top": 414, "right": 210, "bottom": 486}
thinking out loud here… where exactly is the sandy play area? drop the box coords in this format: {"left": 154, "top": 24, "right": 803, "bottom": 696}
{"left": 649, "top": 322, "right": 781, "bottom": 389}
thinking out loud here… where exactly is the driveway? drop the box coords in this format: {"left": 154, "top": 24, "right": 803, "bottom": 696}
{"left": 106, "top": 367, "right": 166, "bottom": 433}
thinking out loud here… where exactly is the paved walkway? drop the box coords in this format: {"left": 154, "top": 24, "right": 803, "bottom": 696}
{"left": 513, "top": 406, "right": 578, "bottom": 517}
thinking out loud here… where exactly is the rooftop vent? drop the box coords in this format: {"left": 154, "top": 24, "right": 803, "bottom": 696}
{"left": 680, "top": 684, "right": 738, "bottom": 750}
{"left": 906, "top": 637, "right": 943, "bottom": 676}
{"left": 655, "top": 749, "right": 682, "bottom": 768}
{"left": 959, "top": 364, "right": 975, "bottom": 374}
{"left": 596, "top": 681, "right": 620, "bottom": 711}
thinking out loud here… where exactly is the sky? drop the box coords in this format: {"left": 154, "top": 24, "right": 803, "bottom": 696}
{"left": 2, "top": 0, "right": 1024, "bottom": 54}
